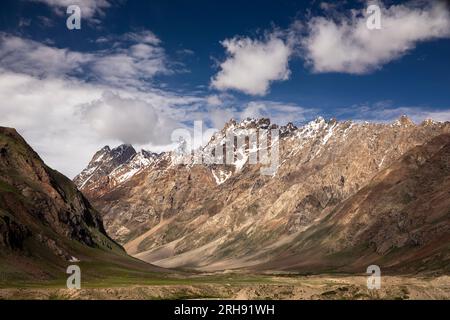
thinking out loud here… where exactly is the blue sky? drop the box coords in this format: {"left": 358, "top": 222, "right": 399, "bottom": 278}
{"left": 0, "top": 0, "right": 450, "bottom": 176}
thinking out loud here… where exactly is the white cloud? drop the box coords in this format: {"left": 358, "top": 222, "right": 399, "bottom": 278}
{"left": 211, "top": 33, "right": 292, "bottom": 96}
{"left": 302, "top": 1, "right": 450, "bottom": 74}
{"left": 338, "top": 102, "right": 450, "bottom": 123}
{"left": 0, "top": 69, "right": 205, "bottom": 177}
{"left": 81, "top": 91, "right": 181, "bottom": 145}
{"left": 0, "top": 71, "right": 104, "bottom": 177}
{"left": 206, "top": 106, "right": 238, "bottom": 129}
{"left": 121, "top": 31, "right": 162, "bottom": 46}
{"left": 18, "top": 18, "right": 32, "bottom": 28}
{"left": 205, "top": 93, "right": 236, "bottom": 107}
{"left": 37, "top": 15, "right": 55, "bottom": 27}
{"left": 31, "top": 0, "right": 112, "bottom": 19}
{"left": 0, "top": 31, "right": 203, "bottom": 178}
{"left": 0, "top": 31, "right": 169, "bottom": 88}
{"left": 0, "top": 33, "right": 89, "bottom": 77}
{"left": 206, "top": 95, "right": 223, "bottom": 106}
{"left": 0, "top": 33, "right": 280, "bottom": 178}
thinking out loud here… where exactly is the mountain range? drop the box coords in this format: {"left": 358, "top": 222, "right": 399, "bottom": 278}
{"left": 73, "top": 116, "right": 450, "bottom": 274}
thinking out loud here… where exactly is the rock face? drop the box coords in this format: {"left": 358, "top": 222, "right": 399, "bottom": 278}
{"left": 258, "top": 133, "right": 450, "bottom": 274}
{"left": 0, "top": 127, "right": 134, "bottom": 279}
{"left": 74, "top": 145, "right": 161, "bottom": 199}
{"left": 75, "top": 116, "right": 450, "bottom": 273}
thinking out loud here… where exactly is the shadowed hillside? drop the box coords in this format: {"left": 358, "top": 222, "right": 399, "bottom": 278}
{"left": 0, "top": 127, "right": 168, "bottom": 286}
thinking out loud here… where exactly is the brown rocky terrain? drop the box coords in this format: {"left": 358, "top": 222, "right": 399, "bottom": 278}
{"left": 258, "top": 133, "right": 450, "bottom": 273}
{"left": 75, "top": 116, "right": 450, "bottom": 273}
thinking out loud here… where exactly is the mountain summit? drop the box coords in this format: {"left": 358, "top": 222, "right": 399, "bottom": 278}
{"left": 74, "top": 144, "right": 161, "bottom": 199}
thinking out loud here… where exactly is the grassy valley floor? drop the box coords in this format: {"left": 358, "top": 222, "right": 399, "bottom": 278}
{"left": 0, "top": 274, "right": 449, "bottom": 300}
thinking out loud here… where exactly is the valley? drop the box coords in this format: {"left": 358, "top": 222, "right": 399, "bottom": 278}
{"left": 1, "top": 274, "right": 449, "bottom": 300}
{"left": 75, "top": 116, "right": 450, "bottom": 274}
{"left": 1, "top": 116, "right": 450, "bottom": 300}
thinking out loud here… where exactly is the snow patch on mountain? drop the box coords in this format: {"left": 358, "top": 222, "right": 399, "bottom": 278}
{"left": 74, "top": 144, "right": 161, "bottom": 191}
{"left": 212, "top": 169, "right": 232, "bottom": 185}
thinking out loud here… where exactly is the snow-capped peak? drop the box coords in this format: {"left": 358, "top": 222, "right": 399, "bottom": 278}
{"left": 74, "top": 143, "right": 162, "bottom": 190}
{"left": 392, "top": 115, "right": 415, "bottom": 127}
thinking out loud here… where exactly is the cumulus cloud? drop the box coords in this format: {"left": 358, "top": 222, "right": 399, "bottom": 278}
{"left": 302, "top": 1, "right": 450, "bottom": 74}
{"left": 0, "top": 31, "right": 169, "bottom": 88}
{"left": 205, "top": 93, "right": 236, "bottom": 107}
{"left": 0, "top": 69, "right": 204, "bottom": 177}
{"left": 0, "top": 32, "right": 308, "bottom": 179}
{"left": 211, "top": 33, "right": 292, "bottom": 96}
{"left": 0, "top": 71, "right": 105, "bottom": 177}
{"left": 205, "top": 106, "right": 238, "bottom": 130}
{"left": 30, "top": 0, "right": 112, "bottom": 20}
{"left": 0, "top": 31, "right": 204, "bottom": 177}
{"left": 81, "top": 91, "right": 180, "bottom": 145}
{"left": 206, "top": 95, "right": 223, "bottom": 106}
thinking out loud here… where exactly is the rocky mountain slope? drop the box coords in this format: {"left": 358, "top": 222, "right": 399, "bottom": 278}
{"left": 73, "top": 144, "right": 161, "bottom": 199}
{"left": 258, "top": 133, "right": 450, "bottom": 274}
{"left": 0, "top": 127, "right": 164, "bottom": 283}
{"left": 75, "top": 116, "right": 450, "bottom": 273}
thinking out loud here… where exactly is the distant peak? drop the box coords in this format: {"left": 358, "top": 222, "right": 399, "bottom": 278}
{"left": 304, "top": 116, "right": 327, "bottom": 127}
{"left": 328, "top": 117, "right": 337, "bottom": 125}
{"left": 421, "top": 118, "right": 435, "bottom": 126}
{"left": 114, "top": 143, "right": 134, "bottom": 149}
{"left": 140, "top": 149, "right": 159, "bottom": 158}
{"left": 283, "top": 122, "right": 297, "bottom": 129}
{"left": 111, "top": 143, "right": 136, "bottom": 154}
{"left": 313, "top": 116, "right": 325, "bottom": 124}
{"left": 107, "top": 144, "right": 137, "bottom": 164}
{"left": 239, "top": 117, "right": 270, "bottom": 127}
{"left": 222, "top": 117, "right": 272, "bottom": 132}
{"left": 223, "top": 118, "right": 237, "bottom": 131}
{"left": 394, "top": 115, "right": 415, "bottom": 126}
{"left": 280, "top": 122, "right": 298, "bottom": 136}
